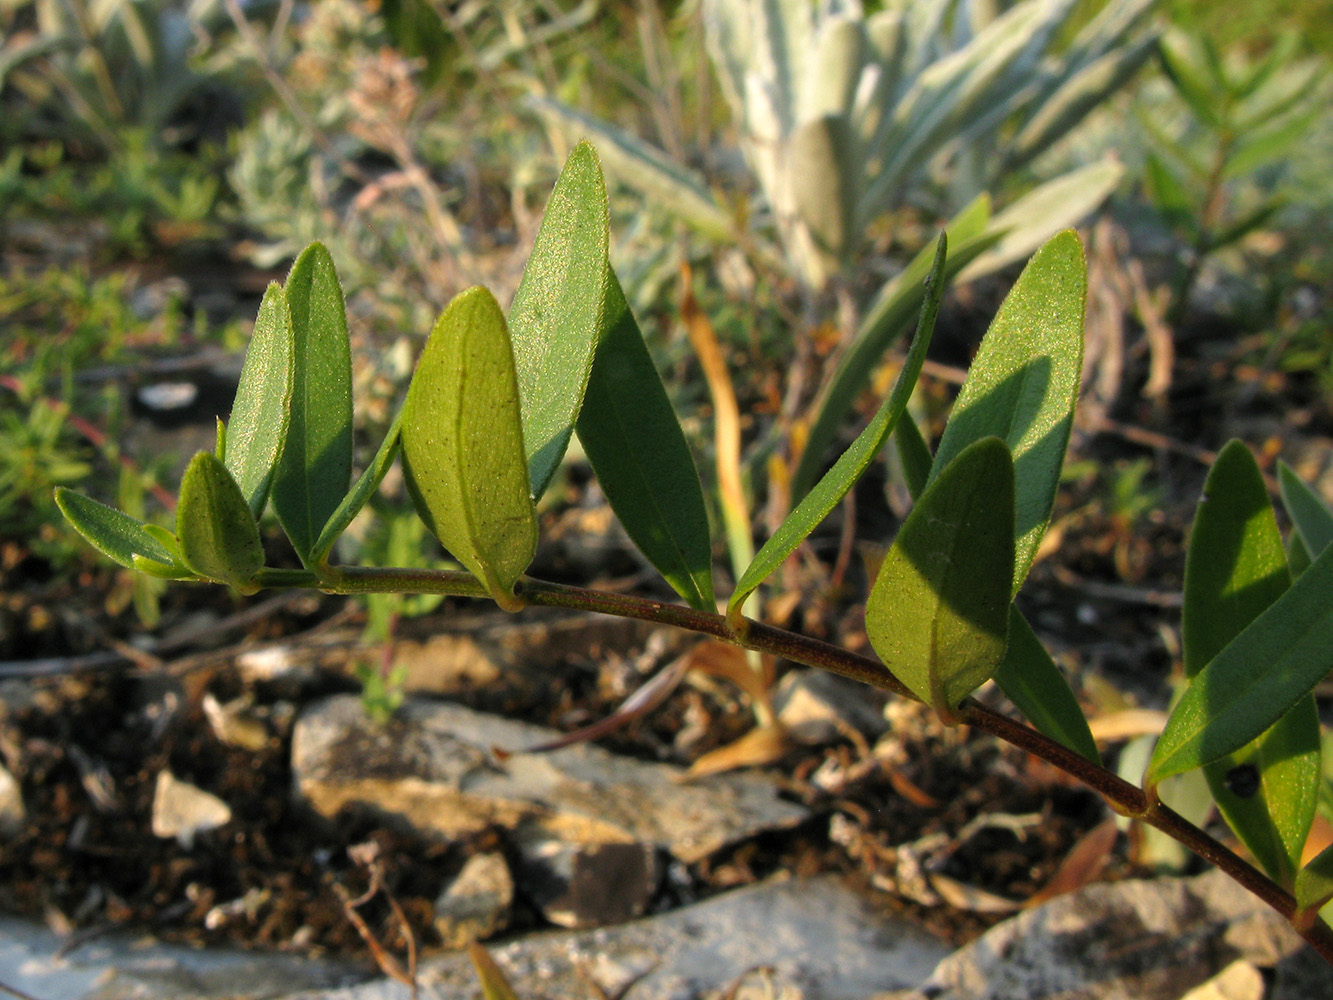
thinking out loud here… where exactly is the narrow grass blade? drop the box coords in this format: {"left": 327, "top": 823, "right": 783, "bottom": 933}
{"left": 995, "top": 608, "right": 1100, "bottom": 764}
{"left": 1279, "top": 460, "right": 1333, "bottom": 559}
{"left": 865, "top": 437, "right": 1014, "bottom": 720}
{"left": 54, "top": 487, "right": 179, "bottom": 570}
{"left": 894, "top": 413, "right": 934, "bottom": 499}
{"left": 1184, "top": 440, "right": 1317, "bottom": 884}
{"left": 467, "top": 941, "right": 521, "bottom": 1000}
{"left": 576, "top": 268, "right": 714, "bottom": 611}
{"left": 931, "top": 230, "right": 1086, "bottom": 595}
{"left": 176, "top": 452, "right": 264, "bottom": 591}
{"left": 225, "top": 282, "right": 294, "bottom": 519}
{"left": 402, "top": 287, "right": 537, "bottom": 611}
{"left": 793, "top": 195, "right": 997, "bottom": 499}
{"left": 1147, "top": 538, "right": 1333, "bottom": 788}
{"left": 730, "top": 234, "right": 947, "bottom": 620}
{"left": 508, "top": 140, "right": 611, "bottom": 499}
{"left": 271, "top": 242, "right": 353, "bottom": 564}
{"left": 309, "top": 408, "right": 404, "bottom": 567}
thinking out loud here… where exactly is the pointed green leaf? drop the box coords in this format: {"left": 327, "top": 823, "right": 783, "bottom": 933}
{"left": 576, "top": 268, "right": 714, "bottom": 611}
{"left": 271, "top": 242, "right": 353, "bottom": 564}
{"left": 995, "top": 608, "right": 1100, "bottom": 763}
{"left": 1147, "top": 538, "right": 1333, "bottom": 788}
{"left": 402, "top": 286, "right": 537, "bottom": 610}
{"left": 176, "top": 452, "right": 264, "bottom": 590}
{"left": 730, "top": 234, "right": 948, "bottom": 619}
{"left": 865, "top": 437, "right": 1015, "bottom": 719}
{"left": 894, "top": 412, "right": 934, "bottom": 500}
{"left": 931, "top": 230, "right": 1086, "bottom": 596}
{"left": 1296, "top": 843, "right": 1333, "bottom": 914}
{"left": 1185, "top": 442, "right": 1292, "bottom": 675}
{"left": 54, "top": 487, "right": 179, "bottom": 570}
{"left": 1185, "top": 441, "right": 1318, "bottom": 884}
{"left": 508, "top": 140, "right": 611, "bottom": 499}
{"left": 793, "top": 195, "right": 998, "bottom": 500}
{"left": 226, "top": 282, "right": 294, "bottom": 519}
{"left": 1279, "top": 460, "right": 1333, "bottom": 560}
{"left": 309, "top": 408, "right": 404, "bottom": 567}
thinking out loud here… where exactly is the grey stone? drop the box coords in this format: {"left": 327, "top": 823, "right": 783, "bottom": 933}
{"left": 879, "top": 869, "right": 1333, "bottom": 1000}
{"left": 287, "top": 874, "right": 951, "bottom": 1000}
{"left": 774, "top": 668, "right": 889, "bottom": 741}
{"left": 291, "top": 695, "right": 807, "bottom": 865}
{"left": 433, "top": 852, "right": 514, "bottom": 948}
{"left": 514, "top": 831, "right": 659, "bottom": 928}
{"left": 150, "top": 770, "right": 232, "bottom": 849}
{"left": 0, "top": 915, "right": 362, "bottom": 1000}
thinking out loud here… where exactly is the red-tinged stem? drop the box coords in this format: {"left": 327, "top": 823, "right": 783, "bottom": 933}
{"left": 261, "top": 564, "right": 1333, "bottom": 966}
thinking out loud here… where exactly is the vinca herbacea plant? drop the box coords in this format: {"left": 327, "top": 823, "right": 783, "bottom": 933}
{"left": 56, "top": 142, "right": 1333, "bottom": 964}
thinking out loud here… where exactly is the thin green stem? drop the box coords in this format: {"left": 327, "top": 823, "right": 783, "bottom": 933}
{"left": 254, "top": 563, "right": 1333, "bottom": 964}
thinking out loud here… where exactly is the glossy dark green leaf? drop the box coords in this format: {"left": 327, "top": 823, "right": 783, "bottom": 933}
{"left": 1279, "top": 460, "right": 1333, "bottom": 560}
{"left": 865, "top": 437, "right": 1015, "bottom": 719}
{"left": 54, "top": 487, "right": 179, "bottom": 570}
{"left": 730, "top": 235, "right": 948, "bottom": 620}
{"left": 1184, "top": 440, "right": 1317, "bottom": 884}
{"left": 271, "top": 242, "right": 353, "bottom": 564}
{"left": 930, "top": 230, "right": 1086, "bottom": 596}
{"left": 402, "top": 286, "right": 537, "bottom": 610}
{"left": 792, "top": 195, "right": 999, "bottom": 500}
{"left": 1296, "top": 843, "right": 1333, "bottom": 914}
{"left": 176, "top": 451, "right": 264, "bottom": 591}
{"left": 225, "top": 282, "right": 294, "bottom": 519}
{"left": 508, "top": 140, "right": 611, "bottom": 500}
{"left": 994, "top": 607, "right": 1100, "bottom": 763}
{"left": 1148, "top": 538, "right": 1333, "bottom": 788}
{"left": 309, "top": 408, "right": 404, "bottom": 567}
{"left": 576, "top": 267, "right": 714, "bottom": 611}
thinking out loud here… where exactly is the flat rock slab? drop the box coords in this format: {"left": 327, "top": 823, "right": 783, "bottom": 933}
{"left": 882, "top": 869, "right": 1333, "bottom": 1000}
{"left": 292, "top": 695, "right": 808, "bottom": 864}
{"left": 288, "top": 874, "right": 951, "bottom": 1000}
{"left": 0, "top": 916, "right": 361, "bottom": 1000}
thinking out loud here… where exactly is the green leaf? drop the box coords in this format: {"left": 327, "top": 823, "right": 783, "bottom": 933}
{"left": 1185, "top": 441, "right": 1317, "bottom": 885}
{"left": 1185, "top": 441, "right": 1292, "bottom": 676}
{"left": 508, "top": 140, "right": 611, "bottom": 500}
{"left": 176, "top": 452, "right": 264, "bottom": 591}
{"left": 309, "top": 408, "right": 404, "bottom": 567}
{"left": 894, "top": 412, "right": 934, "bottom": 501}
{"left": 271, "top": 242, "right": 353, "bottom": 565}
{"left": 576, "top": 268, "right": 714, "bottom": 611}
{"left": 865, "top": 437, "right": 1015, "bottom": 719}
{"left": 995, "top": 607, "right": 1100, "bottom": 764}
{"left": 953, "top": 160, "right": 1121, "bottom": 285}
{"left": 730, "top": 234, "right": 947, "bottom": 620}
{"left": 931, "top": 230, "right": 1086, "bottom": 596}
{"left": 1296, "top": 842, "right": 1333, "bottom": 914}
{"left": 1147, "top": 539, "right": 1333, "bottom": 787}
{"left": 225, "top": 282, "right": 294, "bottom": 519}
{"left": 1279, "top": 460, "right": 1333, "bottom": 559}
{"left": 402, "top": 286, "right": 537, "bottom": 611}
{"left": 54, "top": 487, "right": 179, "bottom": 570}
{"left": 793, "top": 195, "right": 998, "bottom": 499}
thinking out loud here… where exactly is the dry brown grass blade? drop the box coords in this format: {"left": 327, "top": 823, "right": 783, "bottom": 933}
{"left": 683, "top": 640, "right": 775, "bottom": 714}
{"left": 681, "top": 722, "right": 793, "bottom": 780}
{"left": 680, "top": 261, "right": 751, "bottom": 576}
{"left": 1026, "top": 816, "right": 1119, "bottom": 907}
